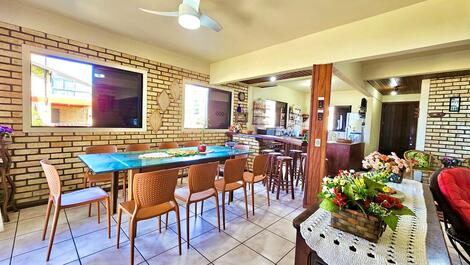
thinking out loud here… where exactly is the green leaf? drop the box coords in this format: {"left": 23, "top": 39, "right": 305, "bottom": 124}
{"left": 364, "top": 176, "right": 385, "bottom": 191}
{"left": 383, "top": 213, "right": 399, "bottom": 231}
{"left": 319, "top": 199, "right": 339, "bottom": 212}
{"left": 392, "top": 206, "right": 415, "bottom": 216}
{"left": 343, "top": 184, "right": 355, "bottom": 201}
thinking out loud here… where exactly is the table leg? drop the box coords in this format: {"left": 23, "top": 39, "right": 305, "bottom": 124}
{"left": 127, "top": 169, "right": 133, "bottom": 201}
{"left": 111, "top": 171, "right": 119, "bottom": 214}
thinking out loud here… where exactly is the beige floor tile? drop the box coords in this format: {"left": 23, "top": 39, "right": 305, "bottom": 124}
{"left": 223, "top": 217, "right": 263, "bottom": 242}
{"left": 245, "top": 193, "right": 269, "bottom": 208}
{"left": 69, "top": 214, "right": 115, "bottom": 237}
{"left": 75, "top": 227, "right": 126, "bottom": 258}
{"left": 190, "top": 230, "right": 240, "bottom": 261}
{"left": 223, "top": 199, "right": 253, "bottom": 217}
{"left": 13, "top": 223, "right": 71, "bottom": 256}
{"left": 16, "top": 212, "right": 67, "bottom": 236}
{"left": 165, "top": 205, "right": 195, "bottom": 226}
{"left": 0, "top": 222, "right": 17, "bottom": 241}
{"left": 147, "top": 245, "right": 210, "bottom": 265}
{"left": 259, "top": 201, "right": 296, "bottom": 217}
{"left": 267, "top": 218, "right": 296, "bottom": 243}
{"left": 168, "top": 215, "right": 215, "bottom": 240}
{"left": 0, "top": 259, "right": 10, "bottom": 265}
{"left": 19, "top": 204, "right": 48, "bottom": 221}
{"left": 81, "top": 242, "right": 145, "bottom": 265}
{"left": 0, "top": 238, "right": 13, "bottom": 261}
{"left": 277, "top": 248, "right": 296, "bottom": 265}
{"left": 244, "top": 230, "right": 295, "bottom": 263}
{"left": 245, "top": 208, "right": 281, "bottom": 228}
{"left": 214, "top": 244, "right": 273, "bottom": 265}
{"left": 10, "top": 239, "right": 78, "bottom": 265}
{"left": 201, "top": 207, "right": 237, "bottom": 228}
{"left": 283, "top": 208, "right": 304, "bottom": 222}
{"left": 65, "top": 205, "right": 102, "bottom": 222}
{"left": 134, "top": 229, "right": 182, "bottom": 259}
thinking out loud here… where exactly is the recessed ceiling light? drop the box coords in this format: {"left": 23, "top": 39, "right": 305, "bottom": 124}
{"left": 269, "top": 76, "right": 276, "bottom": 82}
{"left": 390, "top": 90, "right": 398, "bottom": 96}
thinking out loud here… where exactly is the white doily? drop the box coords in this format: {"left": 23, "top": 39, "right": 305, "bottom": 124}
{"left": 300, "top": 179, "right": 427, "bottom": 265}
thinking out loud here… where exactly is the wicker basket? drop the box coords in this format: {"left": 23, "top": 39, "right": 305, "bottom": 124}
{"left": 331, "top": 209, "right": 386, "bottom": 242}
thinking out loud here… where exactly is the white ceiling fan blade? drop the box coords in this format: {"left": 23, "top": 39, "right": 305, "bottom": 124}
{"left": 139, "top": 8, "right": 178, "bottom": 17}
{"left": 200, "top": 14, "right": 223, "bottom": 32}
{"left": 183, "top": 0, "right": 200, "bottom": 12}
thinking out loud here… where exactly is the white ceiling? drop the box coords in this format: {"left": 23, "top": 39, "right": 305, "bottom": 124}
{"left": 17, "top": 0, "right": 425, "bottom": 63}
{"left": 277, "top": 75, "right": 354, "bottom": 93}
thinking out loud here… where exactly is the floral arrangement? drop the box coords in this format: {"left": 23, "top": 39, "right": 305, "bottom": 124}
{"left": 362, "top": 151, "right": 411, "bottom": 183}
{"left": 440, "top": 157, "right": 461, "bottom": 168}
{"left": 319, "top": 170, "right": 415, "bottom": 231}
{"left": 0, "top": 125, "right": 13, "bottom": 139}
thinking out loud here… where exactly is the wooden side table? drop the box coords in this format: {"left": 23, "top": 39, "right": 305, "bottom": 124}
{"left": 0, "top": 141, "right": 16, "bottom": 222}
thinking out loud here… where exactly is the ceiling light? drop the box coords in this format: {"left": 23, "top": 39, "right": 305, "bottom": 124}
{"left": 178, "top": 14, "right": 200, "bottom": 30}
{"left": 269, "top": 76, "right": 276, "bottom": 82}
{"left": 390, "top": 90, "right": 398, "bottom": 96}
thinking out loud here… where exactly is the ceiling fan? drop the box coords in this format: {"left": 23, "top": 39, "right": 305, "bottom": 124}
{"left": 139, "top": 0, "right": 222, "bottom": 32}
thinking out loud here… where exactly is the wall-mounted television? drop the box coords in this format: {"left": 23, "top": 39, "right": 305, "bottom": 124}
{"left": 22, "top": 46, "right": 147, "bottom": 132}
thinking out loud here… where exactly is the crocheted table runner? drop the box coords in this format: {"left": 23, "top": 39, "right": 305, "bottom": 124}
{"left": 300, "top": 179, "right": 427, "bottom": 265}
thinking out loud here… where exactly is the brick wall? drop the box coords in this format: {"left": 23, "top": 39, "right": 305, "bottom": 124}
{"left": 0, "top": 21, "right": 248, "bottom": 206}
{"left": 425, "top": 75, "right": 470, "bottom": 159}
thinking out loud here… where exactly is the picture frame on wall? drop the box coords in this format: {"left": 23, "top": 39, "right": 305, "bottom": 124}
{"left": 449, "top": 97, "right": 461, "bottom": 112}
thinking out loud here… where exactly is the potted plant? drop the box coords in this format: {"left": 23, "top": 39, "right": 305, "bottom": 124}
{"left": 0, "top": 125, "right": 13, "bottom": 152}
{"left": 362, "top": 151, "right": 411, "bottom": 183}
{"left": 319, "top": 170, "right": 415, "bottom": 242}
{"left": 440, "top": 157, "right": 462, "bottom": 168}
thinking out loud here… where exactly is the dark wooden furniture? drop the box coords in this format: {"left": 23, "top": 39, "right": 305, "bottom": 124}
{"left": 326, "top": 142, "right": 364, "bottom": 176}
{"left": 293, "top": 184, "right": 451, "bottom": 265}
{"left": 0, "top": 141, "right": 16, "bottom": 222}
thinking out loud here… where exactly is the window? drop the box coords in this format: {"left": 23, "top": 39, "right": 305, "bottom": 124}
{"left": 23, "top": 46, "right": 147, "bottom": 132}
{"left": 183, "top": 83, "right": 232, "bottom": 129}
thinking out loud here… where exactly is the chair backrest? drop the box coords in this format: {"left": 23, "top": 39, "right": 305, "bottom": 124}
{"left": 85, "top": 145, "right": 117, "bottom": 154}
{"left": 252, "top": 154, "right": 268, "bottom": 177}
{"left": 223, "top": 157, "right": 247, "bottom": 183}
{"left": 234, "top": 144, "right": 249, "bottom": 159}
{"left": 133, "top": 169, "right": 179, "bottom": 208}
{"left": 125, "top": 143, "right": 151, "bottom": 152}
{"left": 188, "top": 162, "right": 219, "bottom": 193}
{"left": 183, "top": 140, "right": 200, "bottom": 147}
{"left": 40, "top": 160, "right": 62, "bottom": 202}
{"left": 429, "top": 169, "right": 468, "bottom": 233}
{"left": 159, "top": 142, "right": 179, "bottom": 149}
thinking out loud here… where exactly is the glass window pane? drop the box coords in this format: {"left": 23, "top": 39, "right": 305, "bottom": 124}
{"left": 184, "top": 84, "right": 208, "bottom": 128}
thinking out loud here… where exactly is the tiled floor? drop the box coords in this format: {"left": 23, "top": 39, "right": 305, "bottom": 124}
{"left": 0, "top": 180, "right": 304, "bottom": 265}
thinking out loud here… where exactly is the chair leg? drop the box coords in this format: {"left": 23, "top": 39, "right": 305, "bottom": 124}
{"left": 88, "top": 203, "right": 92, "bottom": 218}
{"left": 45, "top": 205, "right": 60, "bottom": 261}
{"left": 129, "top": 218, "right": 136, "bottom": 265}
{"left": 122, "top": 178, "right": 126, "bottom": 202}
{"left": 96, "top": 201, "right": 101, "bottom": 224}
{"left": 221, "top": 191, "right": 226, "bottom": 230}
{"left": 165, "top": 213, "right": 169, "bottom": 229}
{"left": 106, "top": 198, "right": 111, "bottom": 239}
{"left": 214, "top": 194, "right": 221, "bottom": 232}
{"left": 42, "top": 199, "right": 53, "bottom": 241}
{"left": 251, "top": 182, "right": 255, "bottom": 216}
{"left": 174, "top": 207, "right": 182, "bottom": 255}
{"left": 185, "top": 203, "right": 190, "bottom": 249}
{"left": 158, "top": 216, "right": 162, "bottom": 233}
{"left": 266, "top": 179, "right": 271, "bottom": 206}
{"left": 201, "top": 200, "right": 204, "bottom": 216}
{"left": 194, "top": 202, "right": 198, "bottom": 217}
{"left": 243, "top": 184, "right": 249, "bottom": 219}
{"left": 116, "top": 207, "right": 122, "bottom": 249}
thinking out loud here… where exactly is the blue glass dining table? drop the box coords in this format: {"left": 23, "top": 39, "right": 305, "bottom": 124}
{"left": 78, "top": 145, "right": 252, "bottom": 213}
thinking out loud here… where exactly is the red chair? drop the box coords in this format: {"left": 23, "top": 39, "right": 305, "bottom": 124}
{"left": 430, "top": 168, "right": 470, "bottom": 264}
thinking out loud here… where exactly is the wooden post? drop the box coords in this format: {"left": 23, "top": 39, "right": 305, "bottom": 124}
{"left": 303, "top": 64, "right": 332, "bottom": 207}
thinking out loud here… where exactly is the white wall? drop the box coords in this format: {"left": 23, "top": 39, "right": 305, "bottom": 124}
{"left": 381, "top": 93, "right": 421, "bottom": 102}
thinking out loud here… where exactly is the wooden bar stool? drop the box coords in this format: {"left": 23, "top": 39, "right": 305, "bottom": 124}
{"left": 266, "top": 152, "right": 282, "bottom": 187}
{"left": 288, "top": 150, "right": 303, "bottom": 184}
{"left": 273, "top": 156, "right": 294, "bottom": 200}
{"left": 260, "top": 149, "right": 275, "bottom": 155}
{"left": 297, "top": 152, "right": 308, "bottom": 189}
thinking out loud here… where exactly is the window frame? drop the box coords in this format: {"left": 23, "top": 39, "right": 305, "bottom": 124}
{"left": 181, "top": 80, "right": 234, "bottom": 132}
{"left": 22, "top": 45, "right": 148, "bottom": 133}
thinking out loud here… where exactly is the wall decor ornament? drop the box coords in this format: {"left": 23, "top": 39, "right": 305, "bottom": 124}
{"left": 157, "top": 90, "right": 171, "bottom": 113}
{"left": 169, "top": 80, "right": 181, "bottom": 100}
{"left": 149, "top": 110, "right": 162, "bottom": 132}
{"left": 449, "top": 96, "right": 461, "bottom": 112}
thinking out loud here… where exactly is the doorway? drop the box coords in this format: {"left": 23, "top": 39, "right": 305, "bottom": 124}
{"left": 379, "top": 101, "right": 419, "bottom": 157}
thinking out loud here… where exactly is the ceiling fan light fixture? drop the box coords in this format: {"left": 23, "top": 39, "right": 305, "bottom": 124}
{"left": 390, "top": 89, "right": 398, "bottom": 96}
{"left": 178, "top": 14, "right": 200, "bottom": 30}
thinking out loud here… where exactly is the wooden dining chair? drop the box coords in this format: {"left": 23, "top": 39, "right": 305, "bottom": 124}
{"left": 243, "top": 154, "right": 270, "bottom": 215}
{"left": 215, "top": 157, "right": 249, "bottom": 229}
{"left": 125, "top": 143, "right": 151, "bottom": 152}
{"left": 158, "top": 142, "right": 179, "bottom": 149}
{"left": 219, "top": 145, "right": 250, "bottom": 176}
{"left": 182, "top": 140, "right": 200, "bottom": 147}
{"left": 84, "top": 145, "right": 126, "bottom": 214}
{"left": 116, "top": 169, "right": 182, "bottom": 265}
{"left": 175, "top": 162, "right": 220, "bottom": 248}
{"left": 40, "top": 160, "right": 110, "bottom": 261}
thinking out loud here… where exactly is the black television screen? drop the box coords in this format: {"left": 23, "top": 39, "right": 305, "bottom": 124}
{"left": 29, "top": 53, "right": 144, "bottom": 128}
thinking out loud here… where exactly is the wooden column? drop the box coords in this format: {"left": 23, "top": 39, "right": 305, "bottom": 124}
{"left": 303, "top": 64, "right": 332, "bottom": 207}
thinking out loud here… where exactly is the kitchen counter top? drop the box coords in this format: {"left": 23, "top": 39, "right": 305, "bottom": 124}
{"left": 227, "top": 132, "right": 307, "bottom": 146}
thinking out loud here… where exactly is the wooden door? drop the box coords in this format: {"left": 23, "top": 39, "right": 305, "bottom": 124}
{"left": 379, "top": 102, "right": 419, "bottom": 157}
